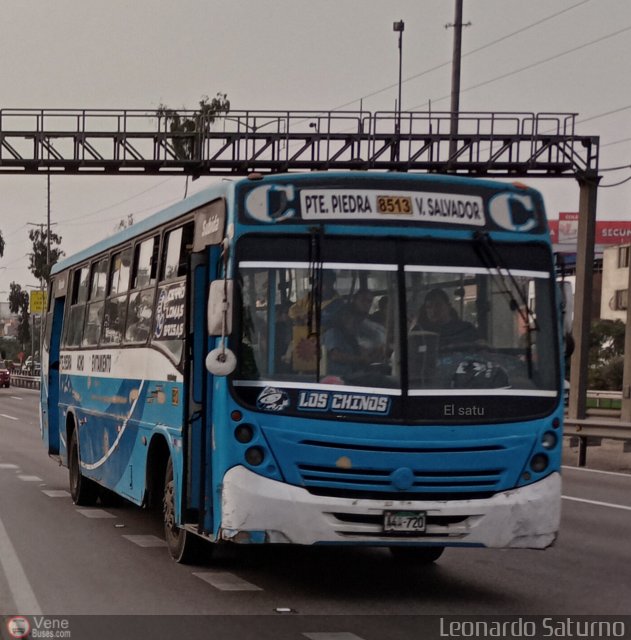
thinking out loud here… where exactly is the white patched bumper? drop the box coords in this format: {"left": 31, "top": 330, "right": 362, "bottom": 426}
{"left": 220, "top": 466, "right": 561, "bottom": 549}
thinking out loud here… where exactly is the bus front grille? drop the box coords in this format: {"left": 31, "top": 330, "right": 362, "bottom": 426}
{"left": 297, "top": 463, "right": 503, "bottom": 497}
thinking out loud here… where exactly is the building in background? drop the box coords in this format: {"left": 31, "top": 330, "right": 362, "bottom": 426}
{"left": 550, "top": 212, "right": 631, "bottom": 321}
{"left": 600, "top": 244, "right": 629, "bottom": 321}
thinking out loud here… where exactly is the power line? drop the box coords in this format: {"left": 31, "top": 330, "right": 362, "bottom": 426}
{"left": 329, "top": 0, "right": 594, "bottom": 112}
{"left": 600, "top": 174, "right": 631, "bottom": 188}
{"left": 576, "top": 104, "right": 631, "bottom": 125}
{"left": 59, "top": 196, "right": 182, "bottom": 227}
{"left": 602, "top": 137, "right": 631, "bottom": 148}
{"left": 57, "top": 177, "right": 176, "bottom": 224}
{"left": 408, "top": 24, "right": 631, "bottom": 111}
{"left": 599, "top": 163, "right": 631, "bottom": 172}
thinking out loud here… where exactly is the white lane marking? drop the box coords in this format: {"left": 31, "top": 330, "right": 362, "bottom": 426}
{"left": 18, "top": 475, "right": 43, "bottom": 482}
{"left": 562, "top": 465, "right": 631, "bottom": 479}
{"left": 303, "top": 634, "right": 367, "bottom": 640}
{"left": 10, "top": 396, "right": 22, "bottom": 400}
{"left": 0, "top": 513, "right": 42, "bottom": 614}
{"left": 193, "top": 571, "right": 262, "bottom": 591}
{"left": 0, "top": 464, "right": 19, "bottom": 469}
{"left": 562, "top": 495, "right": 631, "bottom": 512}
{"left": 41, "top": 490, "right": 71, "bottom": 498}
{"left": 122, "top": 535, "right": 167, "bottom": 548}
{"left": 76, "top": 509, "right": 117, "bottom": 519}
{"left": 0, "top": 414, "right": 18, "bottom": 421}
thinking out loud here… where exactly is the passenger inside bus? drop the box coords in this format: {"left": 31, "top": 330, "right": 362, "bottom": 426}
{"left": 413, "top": 288, "right": 478, "bottom": 347}
{"left": 323, "top": 303, "right": 373, "bottom": 377}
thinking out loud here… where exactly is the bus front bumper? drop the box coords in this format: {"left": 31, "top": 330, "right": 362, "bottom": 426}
{"left": 219, "top": 466, "right": 560, "bottom": 549}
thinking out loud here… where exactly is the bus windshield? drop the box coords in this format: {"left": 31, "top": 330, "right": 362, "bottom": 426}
{"left": 233, "top": 235, "right": 558, "bottom": 423}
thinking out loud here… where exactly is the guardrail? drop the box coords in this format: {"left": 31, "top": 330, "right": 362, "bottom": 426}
{"left": 564, "top": 416, "right": 631, "bottom": 467}
{"left": 10, "top": 374, "right": 40, "bottom": 390}
{"left": 587, "top": 390, "right": 622, "bottom": 409}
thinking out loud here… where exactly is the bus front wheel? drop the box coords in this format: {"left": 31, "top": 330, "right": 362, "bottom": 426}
{"left": 389, "top": 546, "right": 444, "bottom": 564}
{"left": 68, "top": 430, "right": 99, "bottom": 506}
{"left": 163, "top": 457, "right": 201, "bottom": 563}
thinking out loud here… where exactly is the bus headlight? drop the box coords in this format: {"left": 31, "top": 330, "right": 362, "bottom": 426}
{"left": 530, "top": 453, "right": 549, "bottom": 473}
{"left": 541, "top": 431, "right": 558, "bottom": 450}
{"left": 234, "top": 424, "right": 255, "bottom": 444}
{"left": 245, "top": 446, "right": 265, "bottom": 466}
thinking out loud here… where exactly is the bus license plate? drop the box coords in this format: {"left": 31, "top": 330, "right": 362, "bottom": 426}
{"left": 383, "top": 510, "right": 426, "bottom": 533}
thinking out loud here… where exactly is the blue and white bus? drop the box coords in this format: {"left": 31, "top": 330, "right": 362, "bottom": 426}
{"left": 41, "top": 172, "right": 564, "bottom": 563}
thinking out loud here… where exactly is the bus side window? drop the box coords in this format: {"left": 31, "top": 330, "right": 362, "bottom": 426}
{"left": 63, "top": 266, "right": 89, "bottom": 347}
{"left": 124, "top": 237, "right": 159, "bottom": 345}
{"left": 82, "top": 258, "right": 108, "bottom": 347}
{"left": 102, "top": 248, "right": 132, "bottom": 345}
{"left": 160, "top": 222, "right": 194, "bottom": 281}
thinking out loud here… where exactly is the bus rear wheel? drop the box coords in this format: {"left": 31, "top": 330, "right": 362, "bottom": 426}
{"left": 68, "top": 429, "right": 99, "bottom": 506}
{"left": 389, "top": 546, "right": 444, "bottom": 564}
{"left": 163, "top": 457, "right": 201, "bottom": 563}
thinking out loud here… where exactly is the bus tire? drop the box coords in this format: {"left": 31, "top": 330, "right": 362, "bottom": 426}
{"left": 163, "top": 457, "right": 201, "bottom": 564}
{"left": 389, "top": 546, "right": 444, "bottom": 564}
{"left": 68, "top": 429, "right": 99, "bottom": 506}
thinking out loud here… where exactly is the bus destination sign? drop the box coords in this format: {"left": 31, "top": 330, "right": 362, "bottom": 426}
{"left": 300, "top": 189, "right": 485, "bottom": 226}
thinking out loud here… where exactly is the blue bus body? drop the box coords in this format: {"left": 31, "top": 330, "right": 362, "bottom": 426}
{"left": 41, "top": 172, "right": 564, "bottom": 561}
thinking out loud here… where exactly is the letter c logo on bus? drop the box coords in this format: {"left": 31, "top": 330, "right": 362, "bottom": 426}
{"left": 488, "top": 192, "right": 537, "bottom": 232}
{"left": 245, "top": 185, "right": 296, "bottom": 223}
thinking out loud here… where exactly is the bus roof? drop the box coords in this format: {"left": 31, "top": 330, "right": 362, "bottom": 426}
{"left": 52, "top": 172, "right": 543, "bottom": 275}
{"left": 52, "top": 180, "right": 231, "bottom": 275}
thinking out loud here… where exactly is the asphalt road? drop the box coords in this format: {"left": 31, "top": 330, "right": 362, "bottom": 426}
{"left": 0, "top": 389, "right": 630, "bottom": 640}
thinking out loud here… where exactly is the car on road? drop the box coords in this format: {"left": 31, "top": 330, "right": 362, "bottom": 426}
{"left": 0, "top": 367, "right": 10, "bottom": 388}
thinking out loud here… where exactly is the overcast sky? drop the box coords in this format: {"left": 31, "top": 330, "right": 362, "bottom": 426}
{"left": 0, "top": 0, "right": 629, "bottom": 293}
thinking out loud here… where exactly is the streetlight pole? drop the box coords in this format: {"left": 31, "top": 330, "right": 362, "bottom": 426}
{"left": 393, "top": 20, "right": 405, "bottom": 161}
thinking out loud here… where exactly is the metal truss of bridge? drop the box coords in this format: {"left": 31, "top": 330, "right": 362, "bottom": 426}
{"left": 0, "top": 109, "right": 598, "bottom": 178}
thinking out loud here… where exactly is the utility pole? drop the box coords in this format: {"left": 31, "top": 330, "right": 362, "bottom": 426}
{"left": 393, "top": 20, "right": 405, "bottom": 162}
{"left": 47, "top": 174, "right": 51, "bottom": 268}
{"left": 446, "top": 0, "right": 471, "bottom": 162}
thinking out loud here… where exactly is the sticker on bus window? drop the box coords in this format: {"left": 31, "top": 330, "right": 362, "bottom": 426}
{"left": 154, "top": 282, "right": 186, "bottom": 341}
{"left": 256, "top": 387, "right": 290, "bottom": 412}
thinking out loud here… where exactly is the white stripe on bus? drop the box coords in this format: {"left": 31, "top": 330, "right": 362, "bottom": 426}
{"left": 80, "top": 381, "right": 146, "bottom": 471}
{"left": 232, "top": 380, "right": 402, "bottom": 395}
{"left": 404, "top": 264, "right": 550, "bottom": 278}
{"left": 238, "top": 260, "right": 397, "bottom": 271}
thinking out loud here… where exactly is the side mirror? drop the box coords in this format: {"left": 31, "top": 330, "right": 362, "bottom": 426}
{"left": 207, "top": 280, "right": 233, "bottom": 336}
{"left": 564, "top": 332, "right": 575, "bottom": 359}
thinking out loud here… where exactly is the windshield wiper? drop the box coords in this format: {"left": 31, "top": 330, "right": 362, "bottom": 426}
{"left": 473, "top": 231, "right": 539, "bottom": 330}
{"left": 307, "top": 226, "right": 324, "bottom": 380}
{"left": 473, "top": 231, "right": 539, "bottom": 377}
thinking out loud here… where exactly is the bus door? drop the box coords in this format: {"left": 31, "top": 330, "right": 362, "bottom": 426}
{"left": 183, "top": 249, "right": 212, "bottom": 532}
{"left": 43, "top": 287, "right": 66, "bottom": 458}
{"left": 184, "top": 199, "right": 225, "bottom": 535}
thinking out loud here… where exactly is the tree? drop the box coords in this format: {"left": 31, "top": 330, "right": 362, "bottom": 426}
{"left": 8, "top": 283, "right": 31, "bottom": 352}
{"left": 28, "top": 227, "right": 64, "bottom": 283}
{"left": 587, "top": 319, "right": 626, "bottom": 390}
{"left": 157, "top": 93, "right": 230, "bottom": 161}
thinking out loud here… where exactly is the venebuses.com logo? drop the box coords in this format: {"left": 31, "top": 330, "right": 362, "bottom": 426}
{"left": 5, "top": 615, "right": 72, "bottom": 639}
{"left": 6, "top": 617, "right": 30, "bottom": 639}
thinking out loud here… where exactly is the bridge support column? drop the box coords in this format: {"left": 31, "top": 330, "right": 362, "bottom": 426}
{"left": 622, "top": 249, "right": 631, "bottom": 421}
{"left": 568, "top": 174, "right": 599, "bottom": 420}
